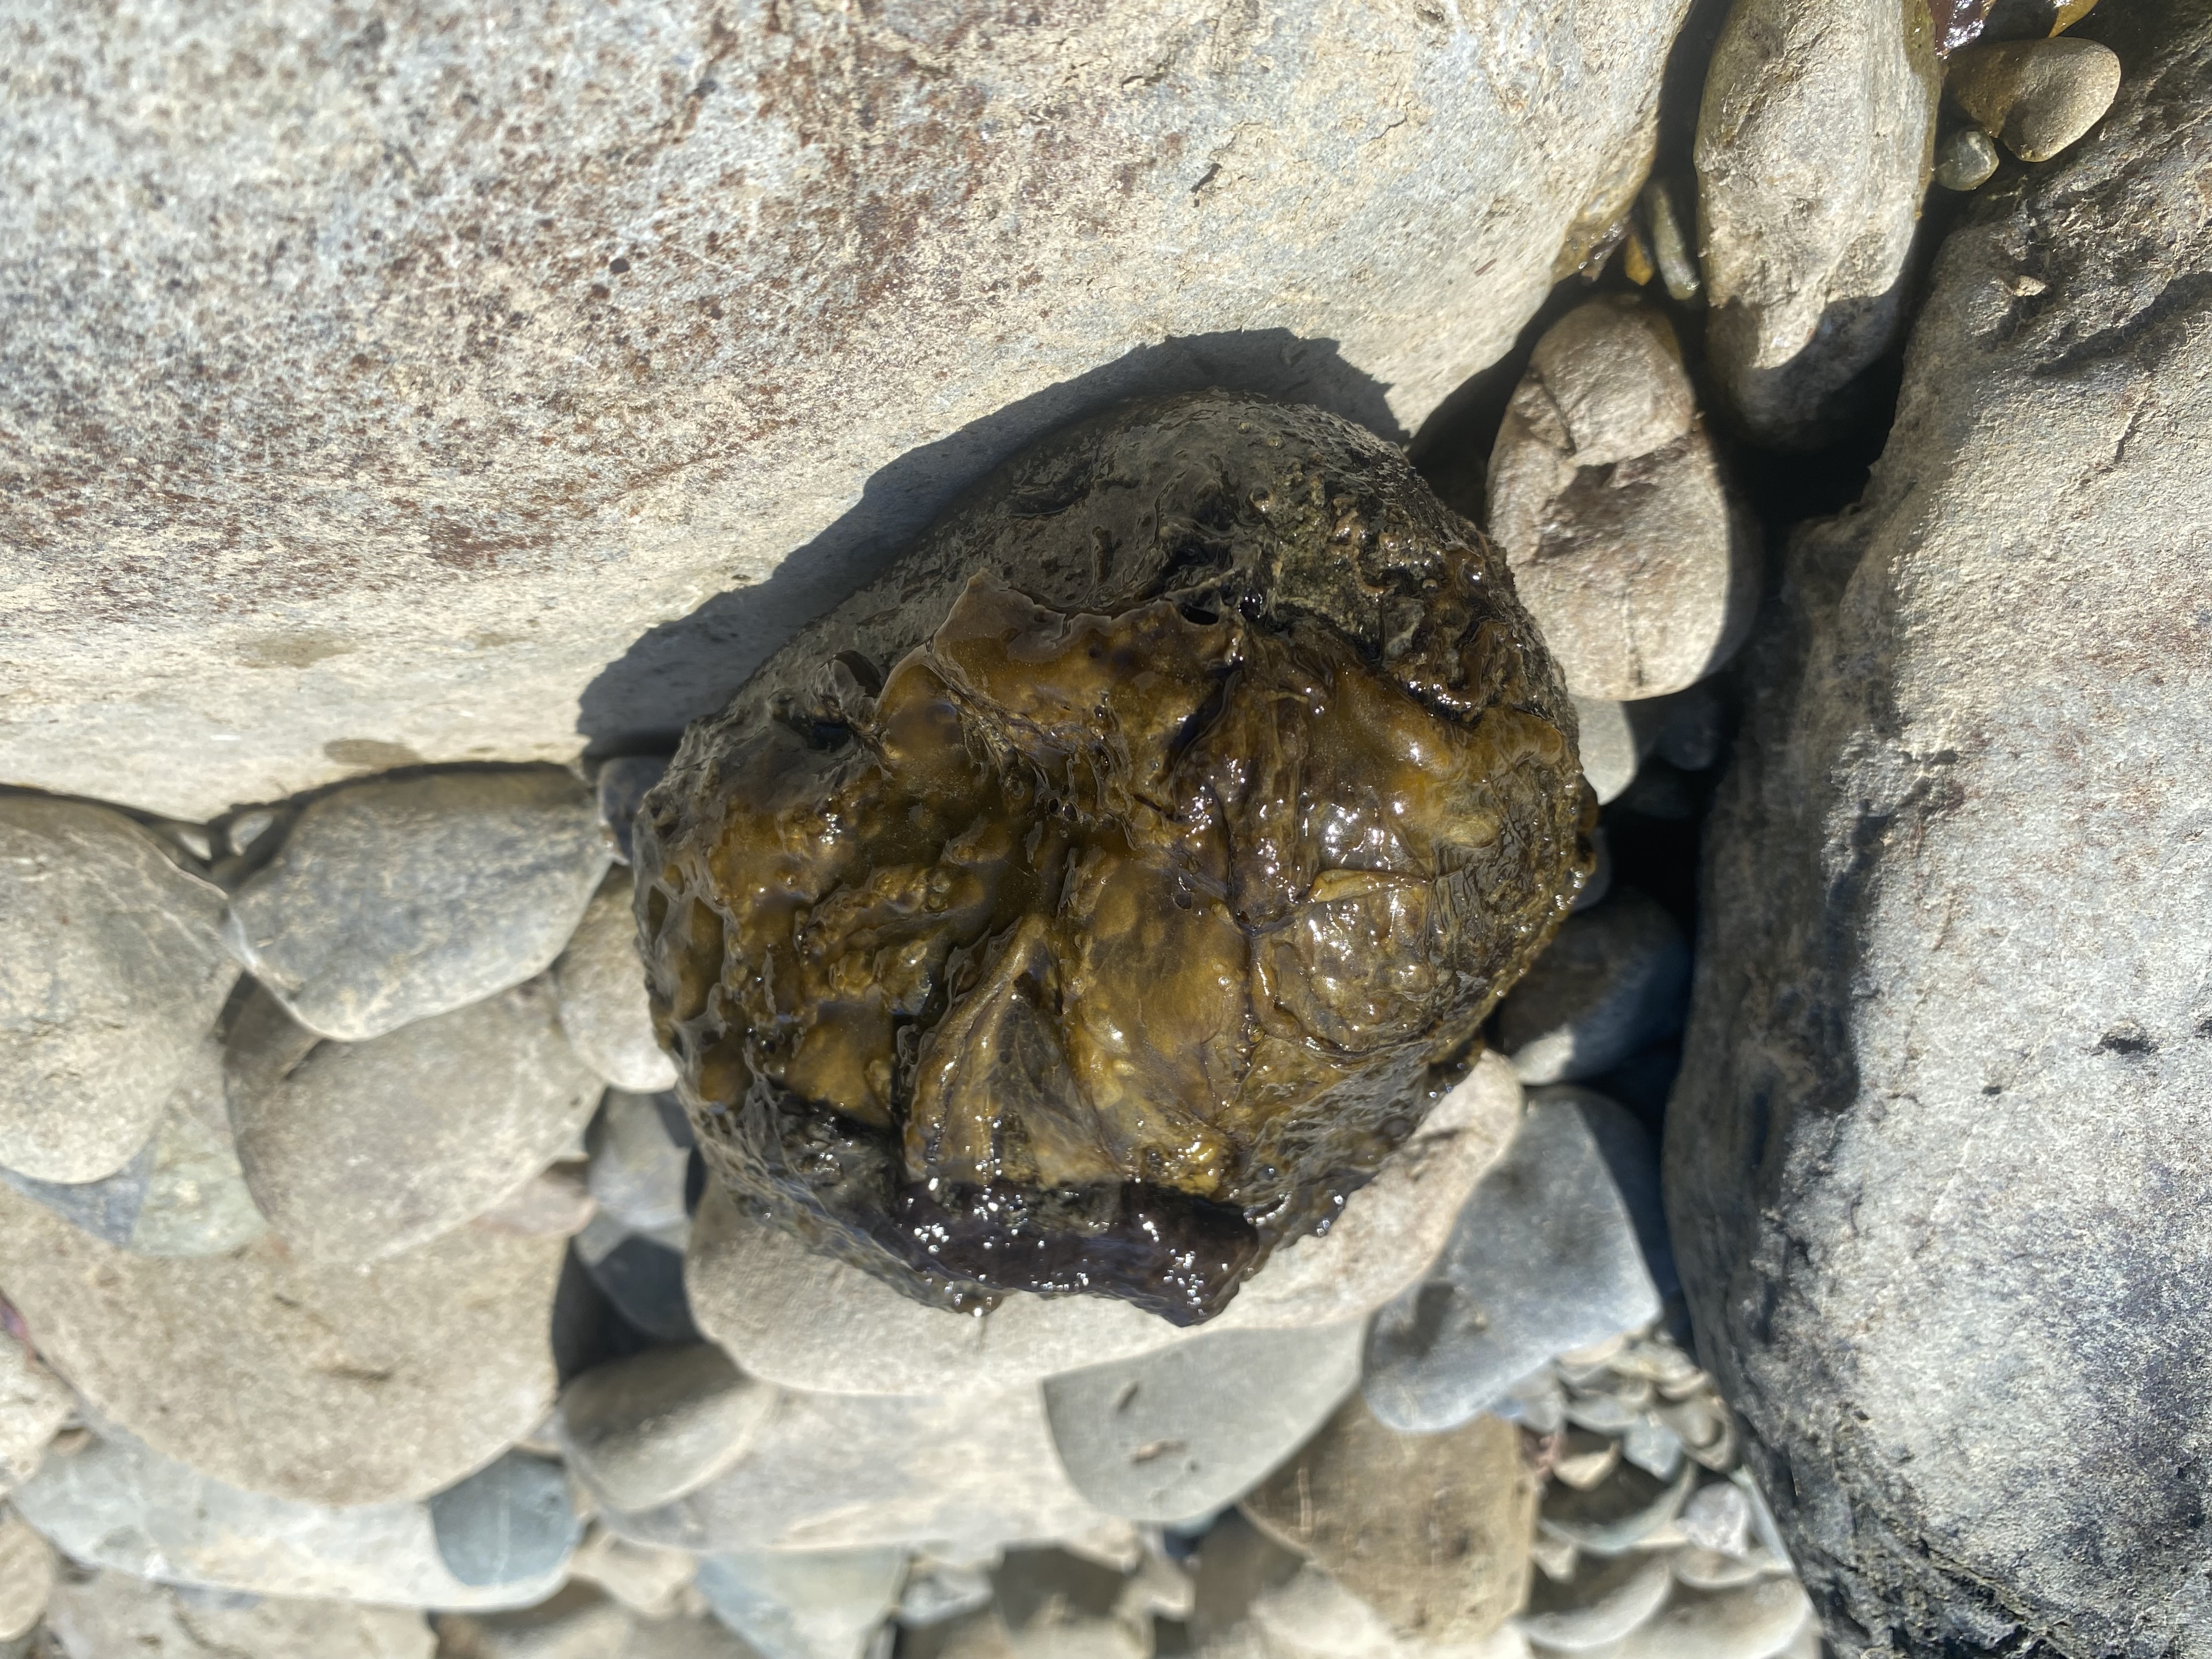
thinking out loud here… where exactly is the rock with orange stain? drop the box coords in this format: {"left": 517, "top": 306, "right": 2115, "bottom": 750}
{"left": 636, "top": 394, "right": 1588, "bottom": 1325}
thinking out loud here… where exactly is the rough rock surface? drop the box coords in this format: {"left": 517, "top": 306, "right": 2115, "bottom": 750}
{"left": 41, "top": 1571, "right": 437, "bottom": 1659}
{"left": 1486, "top": 298, "right": 1755, "bottom": 701}
{"left": 684, "top": 1056, "right": 1521, "bottom": 1397}
{"left": 0, "top": 1514, "right": 52, "bottom": 1643}
{"left": 0, "top": 0, "right": 1691, "bottom": 823}
{"left": 223, "top": 769, "right": 611, "bottom": 1042}
{"left": 558, "top": 873, "right": 680, "bottom": 1093}
{"left": 0, "top": 796, "right": 238, "bottom": 1183}
{"left": 12, "top": 1433, "right": 569, "bottom": 1609}
{"left": 0, "top": 1183, "right": 564, "bottom": 1506}
{"left": 0, "top": 1333, "right": 72, "bottom": 1494}
{"left": 639, "top": 393, "right": 1587, "bottom": 1323}
{"left": 225, "top": 981, "right": 603, "bottom": 1261}
{"left": 1667, "top": 10, "right": 2212, "bottom": 1653}
{"left": 1696, "top": 0, "right": 1940, "bottom": 445}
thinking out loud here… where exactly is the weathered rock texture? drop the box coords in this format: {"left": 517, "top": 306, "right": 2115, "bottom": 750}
{"left": 1667, "top": 9, "right": 2212, "bottom": 1653}
{"left": 640, "top": 393, "right": 1587, "bottom": 1324}
{"left": 0, "top": 0, "right": 1689, "bottom": 822}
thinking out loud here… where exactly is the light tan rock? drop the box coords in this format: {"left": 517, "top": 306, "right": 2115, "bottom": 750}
{"left": 569, "top": 1525, "right": 698, "bottom": 1621}
{"left": 0, "top": 795, "right": 238, "bottom": 1183}
{"left": 1947, "top": 38, "right": 2122, "bottom": 161}
{"left": 2, "top": 2, "right": 1692, "bottom": 825}
{"left": 1697, "top": 0, "right": 1941, "bottom": 445}
{"left": 435, "top": 1584, "right": 636, "bottom": 1659}
{"left": 556, "top": 873, "right": 678, "bottom": 1092}
{"left": 42, "top": 1570, "right": 435, "bottom": 1659}
{"left": 0, "top": 1333, "right": 73, "bottom": 1495}
{"left": 1245, "top": 1402, "right": 1537, "bottom": 1648}
{"left": 226, "top": 981, "right": 603, "bottom": 1262}
{"left": 0, "top": 1513, "right": 53, "bottom": 1643}
{"left": 1488, "top": 300, "right": 1755, "bottom": 702}
{"left": 687, "top": 1054, "right": 1521, "bottom": 1397}
{"left": 0, "top": 1182, "right": 563, "bottom": 1505}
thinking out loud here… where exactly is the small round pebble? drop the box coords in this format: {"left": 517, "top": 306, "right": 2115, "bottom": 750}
{"left": 1948, "top": 38, "right": 2123, "bottom": 162}
{"left": 427, "top": 1451, "right": 582, "bottom": 1590}
{"left": 1933, "top": 125, "right": 2001, "bottom": 190}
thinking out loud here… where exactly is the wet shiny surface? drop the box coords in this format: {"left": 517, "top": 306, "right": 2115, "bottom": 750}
{"left": 637, "top": 394, "right": 1588, "bottom": 1323}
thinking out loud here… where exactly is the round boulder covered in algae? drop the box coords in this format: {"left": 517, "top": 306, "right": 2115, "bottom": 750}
{"left": 636, "top": 393, "right": 1589, "bottom": 1325}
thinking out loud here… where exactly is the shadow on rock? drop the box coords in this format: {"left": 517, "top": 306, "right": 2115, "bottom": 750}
{"left": 574, "top": 330, "right": 1400, "bottom": 759}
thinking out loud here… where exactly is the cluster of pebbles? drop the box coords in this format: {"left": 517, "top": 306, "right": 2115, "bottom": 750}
{"left": 0, "top": 0, "right": 2128, "bottom": 1655}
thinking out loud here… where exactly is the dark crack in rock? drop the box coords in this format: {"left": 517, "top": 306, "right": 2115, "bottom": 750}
{"left": 636, "top": 393, "right": 1589, "bottom": 1325}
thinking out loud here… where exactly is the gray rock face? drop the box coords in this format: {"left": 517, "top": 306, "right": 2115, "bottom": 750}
{"left": 1495, "top": 889, "right": 1691, "bottom": 1086}
{"left": 557, "top": 1344, "right": 776, "bottom": 1514}
{"left": 1042, "top": 1322, "right": 1364, "bottom": 1526}
{"left": 41, "top": 1572, "right": 437, "bottom": 1659}
{"left": 12, "top": 1434, "right": 568, "bottom": 1609}
{"left": 1666, "top": 11, "right": 2212, "bottom": 1653}
{"left": 225, "top": 981, "right": 603, "bottom": 1262}
{"left": 692, "top": 1550, "right": 905, "bottom": 1659}
{"left": 0, "top": 1183, "right": 564, "bottom": 1506}
{"left": 556, "top": 874, "right": 678, "bottom": 1092}
{"left": 0, "top": 795, "right": 239, "bottom": 1183}
{"left": 222, "top": 770, "right": 611, "bottom": 1042}
{"left": 1696, "top": 0, "right": 1940, "bottom": 445}
{"left": 1363, "top": 1097, "right": 1661, "bottom": 1434}
{"left": 0, "top": 1, "right": 1691, "bottom": 825}
{"left": 1488, "top": 298, "right": 1756, "bottom": 701}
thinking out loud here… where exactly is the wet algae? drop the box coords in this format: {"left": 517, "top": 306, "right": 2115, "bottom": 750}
{"left": 636, "top": 394, "right": 1589, "bottom": 1324}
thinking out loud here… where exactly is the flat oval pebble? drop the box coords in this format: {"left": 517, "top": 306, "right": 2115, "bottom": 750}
{"left": 558, "top": 1344, "right": 777, "bottom": 1513}
{"left": 428, "top": 1451, "right": 583, "bottom": 1590}
{"left": 12, "top": 1432, "right": 568, "bottom": 1609}
{"left": 0, "top": 1182, "right": 564, "bottom": 1506}
{"left": 43, "top": 1570, "right": 437, "bottom": 1659}
{"left": 1519, "top": 1551, "right": 1675, "bottom": 1652}
{"left": 0, "top": 795, "right": 239, "bottom": 1183}
{"left": 1948, "top": 38, "right": 2122, "bottom": 162}
{"left": 1614, "top": 1579, "right": 1812, "bottom": 1659}
{"left": 222, "top": 768, "right": 610, "bottom": 1042}
{"left": 556, "top": 871, "right": 678, "bottom": 1092}
{"left": 686, "top": 1054, "right": 1521, "bottom": 1398}
{"left": 599, "top": 1384, "right": 1111, "bottom": 1559}
{"left": 225, "top": 981, "right": 602, "bottom": 1262}
{"left": 1042, "top": 1321, "right": 1364, "bottom": 1526}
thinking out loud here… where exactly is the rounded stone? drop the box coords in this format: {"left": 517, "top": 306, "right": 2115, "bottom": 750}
{"left": 1042, "top": 1321, "right": 1364, "bottom": 1526}
{"left": 556, "top": 871, "right": 678, "bottom": 1092}
{"left": 0, "top": 794, "right": 239, "bottom": 1183}
{"left": 1489, "top": 299, "right": 1756, "bottom": 703}
{"left": 1947, "top": 39, "right": 2123, "bottom": 162}
{"left": 557, "top": 1344, "right": 777, "bottom": 1514}
{"left": 0, "top": 1181, "right": 565, "bottom": 1506}
{"left": 428, "top": 1452, "right": 583, "bottom": 1591}
{"left": 637, "top": 393, "right": 1586, "bottom": 1325}
{"left": 586, "top": 1089, "right": 692, "bottom": 1232}
{"left": 685, "top": 1054, "right": 1523, "bottom": 1397}
{"left": 222, "top": 768, "right": 611, "bottom": 1043}
{"left": 1494, "top": 890, "right": 1692, "bottom": 1087}
{"left": 1933, "top": 125, "right": 2002, "bottom": 191}
{"left": 226, "top": 981, "right": 605, "bottom": 1263}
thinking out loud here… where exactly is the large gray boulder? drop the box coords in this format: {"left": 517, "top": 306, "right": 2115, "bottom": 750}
{"left": 0, "top": 0, "right": 1689, "bottom": 822}
{"left": 1667, "top": 10, "right": 2212, "bottom": 1655}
